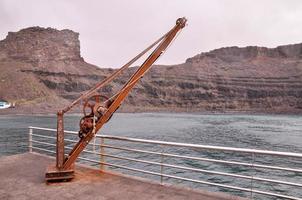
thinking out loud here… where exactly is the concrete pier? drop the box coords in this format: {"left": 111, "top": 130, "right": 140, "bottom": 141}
{"left": 0, "top": 153, "right": 245, "bottom": 200}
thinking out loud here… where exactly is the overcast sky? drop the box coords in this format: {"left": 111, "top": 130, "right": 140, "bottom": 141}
{"left": 1, "top": 0, "right": 302, "bottom": 68}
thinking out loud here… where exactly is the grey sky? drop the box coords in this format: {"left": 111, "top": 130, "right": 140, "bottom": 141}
{"left": 1, "top": 0, "right": 302, "bottom": 68}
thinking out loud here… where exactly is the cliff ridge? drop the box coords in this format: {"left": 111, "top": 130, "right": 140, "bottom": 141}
{"left": 0, "top": 27, "right": 302, "bottom": 114}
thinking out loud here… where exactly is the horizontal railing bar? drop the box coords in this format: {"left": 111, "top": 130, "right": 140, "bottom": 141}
{"left": 162, "top": 174, "right": 301, "bottom": 200}
{"left": 28, "top": 126, "right": 302, "bottom": 158}
{"left": 31, "top": 134, "right": 56, "bottom": 140}
{"left": 31, "top": 140, "right": 56, "bottom": 147}
{"left": 78, "top": 157, "right": 300, "bottom": 200}
{"left": 29, "top": 126, "right": 78, "bottom": 135}
{"left": 31, "top": 147, "right": 97, "bottom": 163}
{"left": 31, "top": 132, "right": 99, "bottom": 147}
{"left": 30, "top": 139, "right": 97, "bottom": 150}
{"left": 31, "top": 147, "right": 95, "bottom": 163}
{"left": 101, "top": 144, "right": 302, "bottom": 173}
{"left": 97, "top": 135, "right": 302, "bottom": 158}
{"left": 77, "top": 157, "right": 165, "bottom": 175}
{"left": 64, "top": 138, "right": 102, "bottom": 147}
{"left": 251, "top": 189, "right": 301, "bottom": 200}
{"left": 31, "top": 146, "right": 56, "bottom": 154}
{"left": 29, "top": 128, "right": 100, "bottom": 147}
{"left": 64, "top": 138, "right": 80, "bottom": 143}
{"left": 83, "top": 149, "right": 302, "bottom": 187}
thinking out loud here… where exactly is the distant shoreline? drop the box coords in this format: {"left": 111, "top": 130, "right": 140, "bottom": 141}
{"left": 1, "top": 110, "right": 301, "bottom": 117}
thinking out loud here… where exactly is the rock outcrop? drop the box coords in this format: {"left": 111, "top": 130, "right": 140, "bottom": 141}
{"left": 0, "top": 27, "right": 110, "bottom": 113}
{"left": 0, "top": 27, "right": 82, "bottom": 63}
{"left": 0, "top": 27, "right": 302, "bottom": 114}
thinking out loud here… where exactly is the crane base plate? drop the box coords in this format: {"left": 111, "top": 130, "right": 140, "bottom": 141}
{"left": 45, "top": 165, "right": 74, "bottom": 182}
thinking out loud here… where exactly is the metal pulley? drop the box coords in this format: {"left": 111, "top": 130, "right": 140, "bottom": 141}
{"left": 79, "top": 94, "right": 112, "bottom": 138}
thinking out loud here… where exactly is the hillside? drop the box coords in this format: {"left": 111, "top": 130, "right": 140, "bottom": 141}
{"left": 0, "top": 27, "right": 302, "bottom": 114}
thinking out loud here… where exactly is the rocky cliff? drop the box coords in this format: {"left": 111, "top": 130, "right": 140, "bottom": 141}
{"left": 0, "top": 27, "right": 301, "bottom": 114}
{"left": 0, "top": 27, "right": 112, "bottom": 113}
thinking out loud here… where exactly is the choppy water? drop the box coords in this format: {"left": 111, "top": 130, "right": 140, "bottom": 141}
{"left": 0, "top": 113, "right": 301, "bottom": 199}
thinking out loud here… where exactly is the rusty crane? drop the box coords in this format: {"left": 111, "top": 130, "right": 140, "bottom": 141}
{"left": 45, "top": 17, "right": 187, "bottom": 181}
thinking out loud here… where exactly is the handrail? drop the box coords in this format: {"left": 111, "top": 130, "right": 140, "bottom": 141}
{"left": 98, "top": 135, "right": 302, "bottom": 158}
{"left": 28, "top": 126, "right": 302, "bottom": 158}
{"left": 30, "top": 137, "right": 302, "bottom": 188}
{"left": 33, "top": 140, "right": 302, "bottom": 188}
{"left": 100, "top": 144, "right": 302, "bottom": 173}
{"left": 28, "top": 126, "right": 302, "bottom": 200}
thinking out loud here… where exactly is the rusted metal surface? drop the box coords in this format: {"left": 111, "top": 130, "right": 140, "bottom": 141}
{"left": 45, "top": 165, "right": 74, "bottom": 182}
{"left": 47, "top": 17, "right": 187, "bottom": 180}
{"left": 62, "top": 17, "right": 187, "bottom": 170}
{"left": 79, "top": 94, "right": 111, "bottom": 138}
{"left": 48, "top": 111, "right": 73, "bottom": 182}
{"left": 56, "top": 111, "right": 64, "bottom": 169}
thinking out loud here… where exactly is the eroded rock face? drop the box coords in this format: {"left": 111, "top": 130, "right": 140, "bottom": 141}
{"left": 0, "top": 27, "right": 102, "bottom": 112}
{"left": 0, "top": 27, "right": 83, "bottom": 63}
{"left": 152, "top": 44, "right": 302, "bottom": 113}
{"left": 0, "top": 26, "right": 302, "bottom": 114}
{"left": 186, "top": 44, "right": 302, "bottom": 64}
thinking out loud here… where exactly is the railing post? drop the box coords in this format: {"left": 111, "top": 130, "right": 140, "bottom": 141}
{"left": 250, "top": 152, "right": 255, "bottom": 199}
{"left": 93, "top": 137, "right": 96, "bottom": 154}
{"left": 160, "top": 146, "right": 164, "bottom": 185}
{"left": 29, "top": 127, "right": 32, "bottom": 153}
{"left": 100, "top": 137, "right": 105, "bottom": 171}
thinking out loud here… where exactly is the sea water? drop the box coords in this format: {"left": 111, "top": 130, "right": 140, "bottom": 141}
{"left": 0, "top": 113, "right": 301, "bottom": 199}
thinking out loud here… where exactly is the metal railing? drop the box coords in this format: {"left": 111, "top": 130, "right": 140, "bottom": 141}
{"left": 28, "top": 126, "right": 302, "bottom": 200}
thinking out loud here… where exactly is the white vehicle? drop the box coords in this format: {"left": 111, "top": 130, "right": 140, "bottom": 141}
{"left": 0, "top": 101, "right": 11, "bottom": 109}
